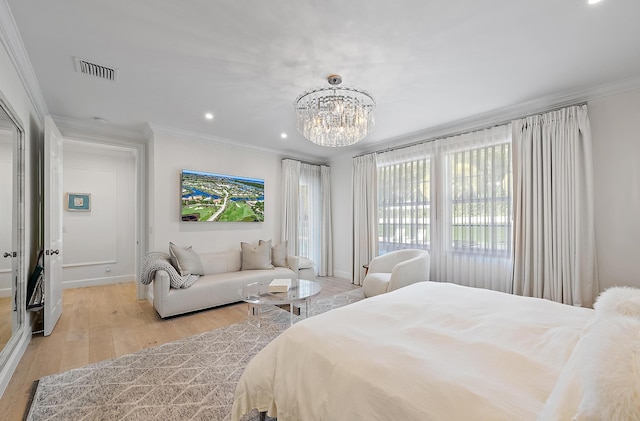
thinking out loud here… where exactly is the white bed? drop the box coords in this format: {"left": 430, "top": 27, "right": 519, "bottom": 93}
{"left": 231, "top": 282, "right": 640, "bottom": 421}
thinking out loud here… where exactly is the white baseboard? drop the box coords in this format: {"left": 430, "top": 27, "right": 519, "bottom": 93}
{"left": 0, "top": 287, "right": 10, "bottom": 298}
{"left": 0, "top": 326, "right": 31, "bottom": 399}
{"left": 62, "top": 274, "right": 135, "bottom": 289}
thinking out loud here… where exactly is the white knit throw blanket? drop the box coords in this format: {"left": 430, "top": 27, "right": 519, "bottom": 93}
{"left": 139, "top": 251, "right": 199, "bottom": 289}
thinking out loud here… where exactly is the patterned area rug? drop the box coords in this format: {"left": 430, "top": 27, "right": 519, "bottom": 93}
{"left": 25, "top": 289, "right": 364, "bottom": 421}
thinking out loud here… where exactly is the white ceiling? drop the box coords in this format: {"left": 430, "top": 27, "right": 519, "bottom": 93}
{"left": 7, "top": 0, "right": 640, "bottom": 160}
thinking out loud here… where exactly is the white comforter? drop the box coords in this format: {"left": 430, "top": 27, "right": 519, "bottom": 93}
{"left": 232, "top": 282, "right": 594, "bottom": 421}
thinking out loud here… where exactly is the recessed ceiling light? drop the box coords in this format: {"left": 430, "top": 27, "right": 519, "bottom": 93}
{"left": 280, "top": 133, "right": 288, "bottom": 139}
{"left": 588, "top": 0, "right": 601, "bottom": 4}
{"left": 204, "top": 112, "right": 214, "bottom": 120}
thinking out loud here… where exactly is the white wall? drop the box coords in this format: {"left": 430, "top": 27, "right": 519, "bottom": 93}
{"left": 590, "top": 87, "right": 640, "bottom": 291}
{"left": 329, "top": 155, "right": 353, "bottom": 279}
{"left": 149, "top": 127, "right": 284, "bottom": 254}
{"left": 62, "top": 142, "right": 136, "bottom": 287}
{"left": 329, "top": 88, "right": 640, "bottom": 291}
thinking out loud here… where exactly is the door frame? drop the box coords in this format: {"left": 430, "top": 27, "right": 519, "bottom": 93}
{"left": 52, "top": 120, "right": 148, "bottom": 300}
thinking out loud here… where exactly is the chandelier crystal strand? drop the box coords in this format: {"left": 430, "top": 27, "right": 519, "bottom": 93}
{"left": 295, "top": 76, "right": 375, "bottom": 147}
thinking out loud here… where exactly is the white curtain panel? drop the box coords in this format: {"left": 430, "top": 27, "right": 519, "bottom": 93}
{"left": 432, "top": 125, "right": 513, "bottom": 292}
{"left": 319, "top": 165, "right": 333, "bottom": 276}
{"left": 352, "top": 153, "right": 378, "bottom": 285}
{"left": 299, "top": 163, "right": 321, "bottom": 268}
{"left": 281, "top": 159, "right": 300, "bottom": 255}
{"left": 282, "top": 159, "right": 333, "bottom": 277}
{"left": 512, "top": 105, "right": 599, "bottom": 307}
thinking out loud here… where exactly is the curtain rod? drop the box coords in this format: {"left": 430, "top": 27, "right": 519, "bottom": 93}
{"left": 354, "top": 101, "right": 588, "bottom": 158}
{"left": 282, "top": 157, "right": 328, "bottom": 167}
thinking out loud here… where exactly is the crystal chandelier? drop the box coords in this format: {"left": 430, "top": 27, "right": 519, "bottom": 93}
{"left": 295, "top": 75, "right": 375, "bottom": 147}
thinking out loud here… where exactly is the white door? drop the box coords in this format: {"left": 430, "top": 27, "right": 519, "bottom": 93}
{"left": 44, "top": 116, "right": 63, "bottom": 336}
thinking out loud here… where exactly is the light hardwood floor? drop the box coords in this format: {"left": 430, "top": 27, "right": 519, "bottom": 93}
{"left": 0, "top": 277, "right": 359, "bottom": 420}
{"left": 0, "top": 297, "right": 11, "bottom": 356}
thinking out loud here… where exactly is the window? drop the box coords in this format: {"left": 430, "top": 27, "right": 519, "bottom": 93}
{"left": 445, "top": 142, "right": 512, "bottom": 256}
{"left": 298, "top": 165, "right": 321, "bottom": 266}
{"left": 376, "top": 124, "right": 513, "bottom": 291}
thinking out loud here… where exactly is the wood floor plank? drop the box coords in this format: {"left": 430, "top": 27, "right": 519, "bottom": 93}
{"left": 88, "top": 325, "right": 115, "bottom": 364}
{"left": 0, "top": 277, "right": 359, "bottom": 418}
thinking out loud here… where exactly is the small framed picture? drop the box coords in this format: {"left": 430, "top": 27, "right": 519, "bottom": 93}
{"left": 65, "top": 193, "right": 91, "bottom": 211}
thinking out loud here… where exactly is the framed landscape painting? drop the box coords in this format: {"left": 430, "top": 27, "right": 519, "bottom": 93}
{"left": 180, "top": 169, "right": 264, "bottom": 222}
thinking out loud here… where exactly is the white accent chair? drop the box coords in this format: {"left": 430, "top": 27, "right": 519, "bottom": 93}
{"left": 362, "top": 249, "right": 430, "bottom": 298}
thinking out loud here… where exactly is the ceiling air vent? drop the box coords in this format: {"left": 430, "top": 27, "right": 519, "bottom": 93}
{"left": 74, "top": 57, "right": 118, "bottom": 82}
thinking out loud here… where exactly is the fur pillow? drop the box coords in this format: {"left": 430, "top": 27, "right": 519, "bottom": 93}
{"left": 168, "top": 242, "right": 204, "bottom": 276}
{"left": 573, "top": 316, "right": 640, "bottom": 420}
{"left": 594, "top": 286, "right": 640, "bottom": 318}
{"left": 241, "top": 241, "right": 274, "bottom": 270}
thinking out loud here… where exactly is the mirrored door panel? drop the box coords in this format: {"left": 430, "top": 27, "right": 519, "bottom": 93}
{"left": 0, "top": 93, "right": 25, "bottom": 380}
{"left": 0, "top": 124, "right": 12, "bottom": 352}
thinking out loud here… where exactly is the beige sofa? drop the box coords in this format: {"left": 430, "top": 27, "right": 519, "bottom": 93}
{"left": 153, "top": 249, "right": 298, "bottom": 318}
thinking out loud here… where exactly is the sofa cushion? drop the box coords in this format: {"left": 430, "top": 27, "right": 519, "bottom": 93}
{"left": 169, "top": 242, "right": 204, "bottom": 276}
{"left": 241, "top": 241, "right": 274, "bottom": 270}
{"left": 200, "top": 250, "right": 242, "bottom": 275}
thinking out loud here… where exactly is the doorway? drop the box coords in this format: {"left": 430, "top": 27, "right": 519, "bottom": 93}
{"left": 61, "top": 139, "right": 141, "bottom": 289}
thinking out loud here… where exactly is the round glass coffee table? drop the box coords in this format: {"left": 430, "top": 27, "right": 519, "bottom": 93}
{"left": 239, "top": 279, "right": 321, "bottom": 326}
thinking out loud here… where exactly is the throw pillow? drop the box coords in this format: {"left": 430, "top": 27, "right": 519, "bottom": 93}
{"left": 260, "top": 239, "right": 288, "bottom": 267}
{"left": 241, "top": 241, "right": 274, "bottom": 270}
{"left": 169, "top": 242, "right": 205, "bottom": 276}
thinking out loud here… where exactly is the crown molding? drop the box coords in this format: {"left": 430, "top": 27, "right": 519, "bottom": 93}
{"left": 52, "top": 115, "right": 148, "bottom": 144}
{"left": 0, "top": 0, "right": 48, "bottom": 123}
{"left": 147, "top": 123, "right": 323, "bottom": 163}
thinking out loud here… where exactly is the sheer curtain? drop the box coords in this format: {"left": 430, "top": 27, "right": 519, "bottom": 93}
{"left": 432, "top": 125, "right": 513, "bottom": 292}
{"left": 352, "top": 153, "right": 378, "bottom": 285}
{"left": 512, "top": 105, "right": 598, "bottom": 306}
{"left": 281, "top": 159, "right": 333, "bottom": 276}
{"left": 299, "top": 163, "right": 321, "bottom": 270}
{"left": 319, "top": 166, "right": 333, "bottom": 276}
{"left": 281, "top": 159, "right": 300, "bottom": 255}
{"left": 376, "top": 125, "right": 513, "bottom": 292}
{"left": 376, "top": 143, "right": 432, "bottom": 255}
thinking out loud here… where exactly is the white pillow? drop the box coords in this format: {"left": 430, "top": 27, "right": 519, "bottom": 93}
{"left": 169, "top": 242, "right": 204, "bottom": 276}
{"left": 241, "top": 241, "right": 274, "bottom": 270}
{"left": 574, "top": 316, "right": 640, "bottom": 420}
{"left": 594, "top": 286, "right": 640, "bottom": 318}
